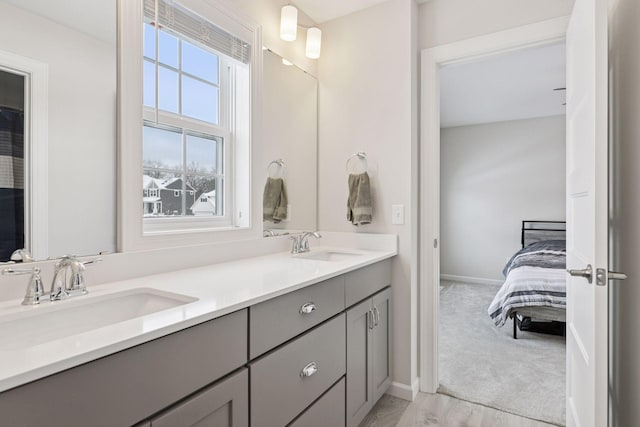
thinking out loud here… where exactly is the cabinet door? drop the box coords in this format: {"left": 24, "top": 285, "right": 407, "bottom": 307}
{"left": 150, "top": 368, "right": 248, "bottom": 427}
{"left": 372, "top": 287, "right": 392, "bottom": 402}
{"left": 346, "top": 298, "right": 373, "bottom": 427}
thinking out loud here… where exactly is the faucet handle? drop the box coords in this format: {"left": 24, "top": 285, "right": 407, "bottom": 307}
{"left": 68, "top": 257, "right": 102, "bottom": 294}
{"left": 3, "top": 267, "right": 45, "bottom": 305}
{"left": 10, "top": 249, "right": 34, "bottom": 263}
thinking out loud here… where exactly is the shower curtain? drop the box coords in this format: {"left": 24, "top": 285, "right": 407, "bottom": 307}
{"left": 0, "top": 107, "right": 24, "bottom": 261}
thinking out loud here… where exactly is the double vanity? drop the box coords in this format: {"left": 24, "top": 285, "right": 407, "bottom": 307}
{"left": 0, "top": 234, "right": 396, "bottom": 427}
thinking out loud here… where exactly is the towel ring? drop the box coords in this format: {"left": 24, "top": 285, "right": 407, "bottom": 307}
{"left": 267, "top": 159, "right": 285, "bottom": 179}
{"left": 346, "top": 152, "right": 368, "bottom": 174}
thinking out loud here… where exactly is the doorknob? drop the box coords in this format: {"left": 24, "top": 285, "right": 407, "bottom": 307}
{"left": 595, "top": 268, "right": 627, "bottom": 286}
{"left": 567, "top": 264, "right": 593, "bottom": 283}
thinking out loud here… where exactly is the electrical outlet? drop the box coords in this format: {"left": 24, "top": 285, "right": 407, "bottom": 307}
{"left": 392, "top": 204, "right": 404, "bottom": 225}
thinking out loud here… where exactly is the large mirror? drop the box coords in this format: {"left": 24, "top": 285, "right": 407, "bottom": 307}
{"left": 0, "top": 0, "right": 117, "bottom": 261}
{"left": 0, "top": 1, "right": 319, "bottom": 260}
{"left": 261, "top": 49, "right": 318, "bottom": 235}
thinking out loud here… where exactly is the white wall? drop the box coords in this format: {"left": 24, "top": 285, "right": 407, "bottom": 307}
{"left": 609, "top": 0, "right": 640, "bottom": 424}
{"left": 0, "top": 2, "right": 117, "bottom": 259}
{"left": 440, "top": 116, "right": 566, "bottom": 282}
{"left": 418, "top": 0, "right": 575, "bottom": 49}
{"left": 318, "top": 0, "right": 418, "bottom": 394}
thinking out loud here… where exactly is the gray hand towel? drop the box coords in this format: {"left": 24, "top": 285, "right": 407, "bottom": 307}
{"left": 347, "top": 172, "right": 372, "bottom": 225}
{"left": 263, "top": 177, "right": 288, "bottom": 223}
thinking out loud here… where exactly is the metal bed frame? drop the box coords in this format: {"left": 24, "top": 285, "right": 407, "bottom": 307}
{"left": 513, "top": 220, "right": 567, "bottom": 339}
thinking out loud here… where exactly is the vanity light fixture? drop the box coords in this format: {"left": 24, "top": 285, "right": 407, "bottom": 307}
{"left": 279, "top": 4, "right": 322, "bottom": 59}
{"left": 282, "top": 58, "right": 294, "bottom": 66}
{"left": 280, "top": 5, "right": 298, "bottom": 41}
{"left": 305, "top": 27, "right": 322, "bottom": 59}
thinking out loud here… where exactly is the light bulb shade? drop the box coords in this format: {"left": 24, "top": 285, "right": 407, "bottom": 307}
{"left": 305, "top": 27, "right": 322, "bottom": 59}
{"left": 280, "top": 5, "right": 298, "bottom": 42}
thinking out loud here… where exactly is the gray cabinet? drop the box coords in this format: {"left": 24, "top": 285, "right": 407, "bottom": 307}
{"left": 0, "top": 309, "right": 248, "bottom": 427}
{"left": 346, "top": 287, "right": 392, "bottom": 427}
{"left": 250, "top": 275, "right": 345, "bottom": 359}
{"left": 250, "top": 314, "right": 346, "bottom": 427}
{"left": 150, "top": 368, "right": 248, "bottom": 427}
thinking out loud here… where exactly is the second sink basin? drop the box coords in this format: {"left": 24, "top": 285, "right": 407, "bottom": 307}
{"left": 0, "top": 288, "right": 198, "bottom": 350}
{"left": 296, "top": 250, "right": 364, "bottom": 262}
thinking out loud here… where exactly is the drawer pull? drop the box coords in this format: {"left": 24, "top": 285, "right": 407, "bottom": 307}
{"left": 368, "top": 309, "right": 374, "bottom": 330}
{"left": 300, "top": 361, "right": 318, "bottom": 378}
{"left": 299, "top": 302, "right": 317, "bottom": 315}
{"left": 373, "top": 306, "right": 380, "bottom": 327}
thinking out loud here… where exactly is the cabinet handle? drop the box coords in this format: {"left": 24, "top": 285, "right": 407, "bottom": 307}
{"left": 299, "top": 302, "right": 317, "bottom": 314}
{"left": 373, "top": 306, "right": 380, "bottom": 327}
{"left": 300, "top": 361, "right": 318, "bottom": 378}
{"left": 368, "top": 309, "right": 374, "bottom": 330}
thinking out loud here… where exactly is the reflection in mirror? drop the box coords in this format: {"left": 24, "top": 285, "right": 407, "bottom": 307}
{"left": 0, "top": 0, "right": 117, "bottom": 261}
{"left": 0, "top": 69, "right": 25, "bottom": 261}
{"left": 262, "top": 49, "right": 317, "bottom": 235}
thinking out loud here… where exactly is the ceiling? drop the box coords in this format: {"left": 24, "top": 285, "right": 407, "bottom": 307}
{"left": 294, "top": 0, "right": 393, "bottom": 23}
{"left": 440, "top": 42, "right": 566, "bottom": 128}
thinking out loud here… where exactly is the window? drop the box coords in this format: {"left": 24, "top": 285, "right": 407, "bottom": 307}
{"left": 141, "top": 0, "right": 251, "bottom": 232}
{"left": 118, "top": 0, "right": 258, "bottom": 251}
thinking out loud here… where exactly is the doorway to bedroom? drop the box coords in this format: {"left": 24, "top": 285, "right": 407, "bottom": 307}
{"left": 436, "top": 41, "right": 568, "bottom": 425}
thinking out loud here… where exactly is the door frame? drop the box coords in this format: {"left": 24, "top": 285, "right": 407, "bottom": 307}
{"left": 0, "top": 49, "right": 48, "bottom": 260}
{"left": 419, "top": 16, "right": 571, "bottom": 393}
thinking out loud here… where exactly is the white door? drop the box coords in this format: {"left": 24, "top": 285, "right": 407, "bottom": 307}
{"left": 565, "top": 0, "right": 610, "bottom": 425}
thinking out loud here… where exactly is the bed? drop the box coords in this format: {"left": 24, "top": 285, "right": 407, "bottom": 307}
{"left": 487, "top": 221, "right": 567, "bottom": 339}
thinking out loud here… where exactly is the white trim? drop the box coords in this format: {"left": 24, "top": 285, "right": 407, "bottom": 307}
{"left": 117, "top": 0, "right": 262, "bottom": 252}
{"left": 419, "top": 16, "right": 570, "bottom": 394}
{"left": 386, "top": 378, "right": 420, "bottom": 401}
{"left": 440, "top": 274, "right": 503, "bottom": 286}
{"left": 0, "top": 49, "right": 48, "bottom": 260}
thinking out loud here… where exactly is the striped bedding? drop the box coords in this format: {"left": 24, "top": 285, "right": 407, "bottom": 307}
{"left": 488, "top": 240, "right": 567, "bottom": 327}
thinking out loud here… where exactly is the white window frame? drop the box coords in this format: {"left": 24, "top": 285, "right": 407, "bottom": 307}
{"left": 118, "top": 0, "right": 262, "bottom": 251}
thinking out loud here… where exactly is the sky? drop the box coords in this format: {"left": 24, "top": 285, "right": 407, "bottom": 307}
{"left": 142, "top": 23, "right": 223, "bottom": 176}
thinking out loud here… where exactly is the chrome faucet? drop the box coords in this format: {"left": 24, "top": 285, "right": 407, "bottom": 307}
{"left": 50, "top": 255, "right": 101, "bottom": 301}
{"left": 290, "top": 231, "right": 322, "bottom": 254}
{"left": 3, "top": 254, "right": 101, "bottom": 305}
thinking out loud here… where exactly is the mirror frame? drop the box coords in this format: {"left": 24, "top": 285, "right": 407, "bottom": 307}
{"left": 117, "top": 0, "right": 263, "bottom": 252}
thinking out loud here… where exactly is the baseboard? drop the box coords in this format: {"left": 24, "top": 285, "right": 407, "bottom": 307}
{"left": 440, "top": 274, "right": 503, "bottom": 286}
{"left": 386, "top": 377, "right": 420, "bottom": 401}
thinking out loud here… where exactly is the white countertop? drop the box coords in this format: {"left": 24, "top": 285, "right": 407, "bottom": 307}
{"left": 0, "top": 243, "right": 396, "bottom": 393}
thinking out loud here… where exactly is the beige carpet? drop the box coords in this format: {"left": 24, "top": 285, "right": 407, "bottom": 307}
{"left": 438, "top": 281, "right": 566, "bottom": 426}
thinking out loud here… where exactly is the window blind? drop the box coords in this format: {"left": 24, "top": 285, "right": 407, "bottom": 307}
{"left": 144, "top": 0, "right": 251, "bottom": 64}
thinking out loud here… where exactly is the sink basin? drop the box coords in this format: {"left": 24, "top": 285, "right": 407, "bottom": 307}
{"left": 0, "top": 288, "right": 197, "bottom": 350}
{"left": 296, "top": 250, "right": 364, "bottom": 262}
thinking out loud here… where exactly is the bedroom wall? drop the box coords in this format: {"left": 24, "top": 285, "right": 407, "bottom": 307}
{"left": 440, "top": 115, "right": 566, "bottom": 282}
{"left": 609, "top": 0, "right": 640, "bottom": 423}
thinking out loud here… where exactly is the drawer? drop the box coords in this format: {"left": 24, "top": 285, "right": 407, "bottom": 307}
{"left": 250, "top": 314, "right": 346, "bottom": 427}
{"left": 289, "top": 377, "right": 345, "bottom": 427}
{"left": 0, "top": 309, "right": 248, "bottom": 427}
{"left": 250, "top": 275, "right": 345, "bottom": 358}
{"left": 345, "top": 259, "right": 391, "bottom": 307}
{"left": 151, "top": 368, "right": 248, "bottom": 427}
